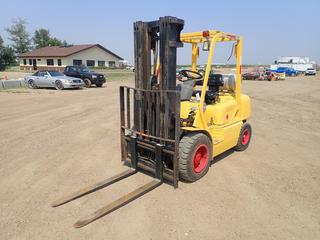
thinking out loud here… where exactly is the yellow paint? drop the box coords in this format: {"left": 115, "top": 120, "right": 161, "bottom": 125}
{"left": 191, "top": 43, "right": 198, "bottom": 72}
{"left": 179, "top": 30, "right": 251, "bottom": 157}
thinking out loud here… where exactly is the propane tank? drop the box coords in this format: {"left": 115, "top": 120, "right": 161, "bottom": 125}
{"left": 221, "top": 74, "right": 236, "bottom": 91}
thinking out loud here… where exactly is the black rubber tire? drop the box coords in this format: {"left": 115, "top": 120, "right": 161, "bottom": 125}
{"left": 28, "top": 79, "right": 37, "bottom": 89}
{"left": 179, "top": 133, "right": 212, "bottom": 182}
{"left": 83, "top": 78, "right": 92, "bottom": 88}
{"left": 234, "top": 122, "right": 252, "bottom": 151}
{"left": 96, "top": 82, "right": 103, "bottom": 87}
{"left": 55, "top": 80, "right": 64, "bottom": 90}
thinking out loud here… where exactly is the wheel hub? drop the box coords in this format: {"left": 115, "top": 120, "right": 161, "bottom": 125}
{"left": 242, "top": 130, "right": 250, "bottom": 145}
{"left": 193, "top": 144, "right": 209, "bottom": 173}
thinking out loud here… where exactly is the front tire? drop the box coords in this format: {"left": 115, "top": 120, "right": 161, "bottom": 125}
{"left": 96, "top": 82, "right": 103, "bottom": 87}
{"left": 234, "top": 122, "right": 252, "bottom": 151}
{"left": 55, "top": 80, "right": 64, "bottom": 90}
{"left": 179, "top": 133, "right": 212, "bottom": 182}
{"left": 83, "top": 78, "right": 91, "bottom": 88}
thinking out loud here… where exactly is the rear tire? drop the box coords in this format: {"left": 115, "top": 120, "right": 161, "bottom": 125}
{"left": 179, "top": 133, "right": 212, "bottom": 182}
{"left": 234, "top": 122, "right": 252, "bottom": 151}
{"left": 96, "top": 82, "right": 103, "bottom": 87}
{"left": 83, "top": 78, "right": 91, "bottom": 88}
{"left": 28, "top": 79, "right": 37, "bottom": 89}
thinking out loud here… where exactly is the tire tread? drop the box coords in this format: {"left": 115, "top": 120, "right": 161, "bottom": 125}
{"left": 179, "top": 133, "right": 212, "bottom": 182}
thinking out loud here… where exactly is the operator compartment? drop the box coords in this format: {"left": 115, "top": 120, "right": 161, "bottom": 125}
{"left": 203, "top": 73, "right": 238, "bottom": 125}
{"left": 180, "top": 73, "right": 239, "bottom": 126}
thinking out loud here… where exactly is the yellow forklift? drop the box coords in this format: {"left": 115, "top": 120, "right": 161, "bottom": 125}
{"left": 52, "top": 16, "right": 251, "bottom": 228}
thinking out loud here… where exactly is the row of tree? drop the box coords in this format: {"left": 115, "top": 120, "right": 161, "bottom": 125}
{"left": 0, "top": 19, "right": 68, "bottom": 68}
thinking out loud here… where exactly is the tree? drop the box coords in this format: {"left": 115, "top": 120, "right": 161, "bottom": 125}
{"left": 0, "top": 47, "right": 16, "bottom": 66}
{"left": 48, "top": 37, "right": 63, "bottom": 46}
{"left": 0, "top": 35, "right": 4, "bottom": 66}
{"left": 0, "top": 36, "right": 16, "bottom": 66}
{"left": 33, "top": 29, "right": 51, "bottom": 48}
{"left": 0, "top": 35, "right": 3, "bottom": 49}
{"left": 62, "top": 40, "right": 68, "bottom": 47}
{"left": 6, "top": 19, "right": 32, "bottom": 54}
{"left": 33, "top": 28, "right": 68, "bottom": 48}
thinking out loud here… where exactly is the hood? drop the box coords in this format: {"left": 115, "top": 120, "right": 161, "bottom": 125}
{"left": 59, "top": 76, "right": 82, "bottom": 81}
{"left": 89, "top": 72, "right": 104, "bottom": 76}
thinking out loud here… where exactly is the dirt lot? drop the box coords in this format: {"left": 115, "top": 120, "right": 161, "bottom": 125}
{"left": 0, "top": 75, "right": 320, "bottom": 240}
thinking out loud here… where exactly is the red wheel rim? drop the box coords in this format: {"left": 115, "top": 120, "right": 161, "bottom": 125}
{"left": 193, "top": 144, "right": 209, "bottom": 173}
{"left": 242, "top": 129, "right": 250, "bottom": 145}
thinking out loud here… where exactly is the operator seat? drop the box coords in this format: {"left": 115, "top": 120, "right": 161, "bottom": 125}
{"left": 177, "top": 79, "right": 195, "bottom": 101}
{"left": 178, "top": 73, "right": 233, "bottom": 102}
{"left": 205, "top": 73, "right": 224, "bottom": 103}
{"left": 191, "top": 73, "right": 224, "bottom": 100}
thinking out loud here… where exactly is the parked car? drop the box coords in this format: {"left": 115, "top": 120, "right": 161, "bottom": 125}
{"left": 264, "top": 71, "right": 276, "bottom": 81}
{"left": 273, "top": 67, "right": 298, "bottom": 76}
{"left": 24, "top": 70, "right": 84, "bottom": 90}
{"left": 305, "top": 68, "right": 316, "bottom": 76}
{"left": 126, "top": 65, "right": 135, "bottom": 72}
{"left": 242, "top": 71, "right": 264, "bottom": 80}
{"left": 265, "top": 69, "right": 285, "bottom": 81}
{"left": 64, "top": 66, "right": 106, "bottom": 87}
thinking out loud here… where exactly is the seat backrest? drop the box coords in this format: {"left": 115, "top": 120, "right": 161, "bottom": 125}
{"left": 178, "top": 79, "right": 195, "bottom": 101}
{"left": 208, "top": 73, "right": 223, "bottom": 86}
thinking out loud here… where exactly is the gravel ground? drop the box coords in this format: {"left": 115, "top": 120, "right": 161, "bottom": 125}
{"left": 0, "top": 75, "right": 319, "bottom": 239}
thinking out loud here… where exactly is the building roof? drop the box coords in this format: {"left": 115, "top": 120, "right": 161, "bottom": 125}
{"left": 19, "top": 44, "right": 123, "bottom": 60}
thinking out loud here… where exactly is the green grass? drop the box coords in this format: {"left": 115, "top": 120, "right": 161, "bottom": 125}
{"left": 104, "top": 71, "right": 134, "bottom": 81}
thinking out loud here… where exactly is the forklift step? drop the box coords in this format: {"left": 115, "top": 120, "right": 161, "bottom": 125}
{"left": 74, "top": 179, "right": 162, "bottom": 228}
{"left": 51, "top": 169, "right": 136, "bottom": 207}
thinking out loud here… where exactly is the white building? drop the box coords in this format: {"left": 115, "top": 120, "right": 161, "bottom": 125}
{"left": 19, "top": 44, "right": 123, "bottom": 71}
{"left": 270, "top": 56, "right": 316, "bottom": 72}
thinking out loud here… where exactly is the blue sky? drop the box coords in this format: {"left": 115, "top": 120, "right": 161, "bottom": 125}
{"left": 1, "top": 0, "right": 319, "bottom": 64}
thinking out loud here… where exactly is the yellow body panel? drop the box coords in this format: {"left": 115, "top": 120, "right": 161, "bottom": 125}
{"left": 179, "top": 30, "right": 250, "bottom": 157}
{"left": 180, "top": 94, "right": 250, "bottom": 157}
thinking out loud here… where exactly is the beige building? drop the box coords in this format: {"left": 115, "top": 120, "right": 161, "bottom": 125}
{"left": 19, "top": 44, "right": 123, "bottom": 71}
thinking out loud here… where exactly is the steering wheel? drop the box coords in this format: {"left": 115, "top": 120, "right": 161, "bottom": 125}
{"left": 178, "top": 69, "right": 203, "bottom": 82}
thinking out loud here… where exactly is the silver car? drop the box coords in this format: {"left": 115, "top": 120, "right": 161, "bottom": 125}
{"left": 25, "top": 70, "right": 84, "bottom": 90}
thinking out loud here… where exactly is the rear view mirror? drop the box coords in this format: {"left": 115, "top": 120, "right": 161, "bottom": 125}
{"left": 202, "top": 40, "right": 210, "bottom": 51}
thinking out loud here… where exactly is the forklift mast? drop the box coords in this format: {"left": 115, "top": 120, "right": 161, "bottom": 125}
{"left": 134, "top": 16, "right": 184, "bottom": 90}
{"left": 119, "top": 16, "right": 184, "bottom": 187}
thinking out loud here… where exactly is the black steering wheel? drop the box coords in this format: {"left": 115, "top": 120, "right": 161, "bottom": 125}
{"left": 178, "top": 69, "right": 203, "bottom": 82}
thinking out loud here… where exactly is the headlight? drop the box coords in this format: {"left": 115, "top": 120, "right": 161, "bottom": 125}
{"left": 63, "top": 79, "right": 73, "bottom": 83}
{"left": 92, "top": 75, "right": 97, "bottom": 78}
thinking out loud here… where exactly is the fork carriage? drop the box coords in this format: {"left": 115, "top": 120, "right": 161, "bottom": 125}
{"left": 120, "top": 87, "right": 181, "bottom": 187}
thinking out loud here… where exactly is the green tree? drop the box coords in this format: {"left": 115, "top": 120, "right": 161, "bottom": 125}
{"left": 0, "top": 36, "right": 16, "bottom": 66}
{"left": 0, "top": 35, "right": 3, "bottom": 48}
{"left": 48, "top": 37, "right": 63, "bottom": 46}
{"left": 0, "top": 47, "right": 16, "bottom": 66}
{"left": 0, "top": 35, "right": 4, "bottom": 66}
{"left": 33, "top": 28, "right": 68, "bottom": 48}
{"left": 62, "top": 40, "right": 68, "bottom": 46}
{"left": 5, "top": 19, "right": 32, "bottom": 54}
{"left": 33, "top": 28, "right": 51, "bottom": 48}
